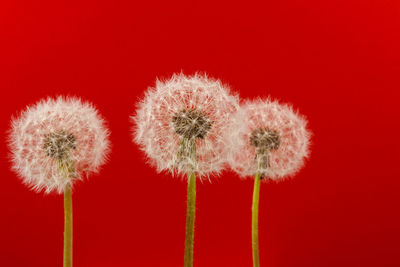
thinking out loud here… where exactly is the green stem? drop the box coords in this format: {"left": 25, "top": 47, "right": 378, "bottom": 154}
{"left": 184, "top": 172, "right": 196, "bottom": 267}
{"left": 64, "top": 184, "right": 73, "bottom": 267}
{"left": 252, "top": 172, "right": 261, "bottom": 267}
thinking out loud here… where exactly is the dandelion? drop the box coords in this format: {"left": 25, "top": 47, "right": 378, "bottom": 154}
{"left": 132, "top": 73, "right": 239, "bottom": 267}
{"left": 226, "top": 98, "right": 311, "bottom": 267}
{"left": 8, "top": 96, "right": 110, "bottom": 267}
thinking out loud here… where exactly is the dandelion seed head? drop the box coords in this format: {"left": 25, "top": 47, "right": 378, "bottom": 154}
{"left": 132, "top": 73, "right": 240, "bottom": 178}
{"left": 226, "top": 98, "right": 311, "bottom": 179}
{"left": 8, "top": 96, "right": 111, "bottom": 194}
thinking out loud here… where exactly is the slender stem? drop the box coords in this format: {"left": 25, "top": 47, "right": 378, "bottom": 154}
{"left": 184, "top": 172, "right": 196, "bottom": 267}
{"left": 252, "top": 172, "right": 261, "bottom": 267}
{"left": 64, "top": 184, "right": 73, "bottom": 267}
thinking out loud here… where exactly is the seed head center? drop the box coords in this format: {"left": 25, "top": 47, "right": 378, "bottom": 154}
{"left": 43, "top": 130, "right": 77, "bottom": 160}
{"left": 172, "top": 109, "right": 212, "bottom": 139}
{"left": 250, "top": 128, "right": 280, "bottom": 152}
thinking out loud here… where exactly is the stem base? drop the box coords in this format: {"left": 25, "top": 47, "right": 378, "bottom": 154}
{"left": 252, "top": 172, "right": 261, "bottom": 267}
{"left": 184, "top": 173, "right": 196, "bottom": 267}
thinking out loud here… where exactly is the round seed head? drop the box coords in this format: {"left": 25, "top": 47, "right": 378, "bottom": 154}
{"left": 132, "top": 73, "right": 240, "bottom": 178}
{"left": 226, "top": 98, "right": 311, "bottom": 179}
{"left": 8, "top": 96, "right": 110, "bottom": 194}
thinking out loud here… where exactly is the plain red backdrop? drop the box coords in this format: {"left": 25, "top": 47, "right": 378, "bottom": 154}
{"left": 1, "top": 0, "right": 399, "bottom": 266}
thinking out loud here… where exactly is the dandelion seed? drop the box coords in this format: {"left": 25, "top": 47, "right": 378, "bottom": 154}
{"left": 226, "top": 98, "right": 311, "bottom": 267}
{"left": 8, "top": 96, "right": 110, "bottom": 267}
{"left": 132, "top": 73, "right": 239, "bottom": 267}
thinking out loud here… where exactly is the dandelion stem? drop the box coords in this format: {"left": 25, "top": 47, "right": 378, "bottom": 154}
{"left": 184, "top": 172, "right": 196, "bottom": 267}
{"left": 252, "top": 172, "right": 261, "bottom": 267}
{"left": 64, "top": 184, "right": 73, "bottom": 267}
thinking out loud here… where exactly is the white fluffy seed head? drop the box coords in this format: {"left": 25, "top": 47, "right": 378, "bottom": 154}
{"left": 226, "top": 98, "right": 311, "bottom": 180}
{"left": 8, "top": 96, "right": 111, "bottom": 194}
{"left": 132, "top": 73, "right": 240, "bottom": 179}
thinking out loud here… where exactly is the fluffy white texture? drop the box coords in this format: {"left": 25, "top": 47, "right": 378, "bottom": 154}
{"left": 132, "top": 73, "right": 240, "bottom": 178}
{"left": 226, "top": 99, "right": 311, "bottom": 179}
{"left": 8, "top": 96, "right": 110, "bottom": 194}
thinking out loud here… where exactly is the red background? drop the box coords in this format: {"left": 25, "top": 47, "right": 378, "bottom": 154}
{"left": 1, "top": 0, "right": 399, "bottom": 266}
